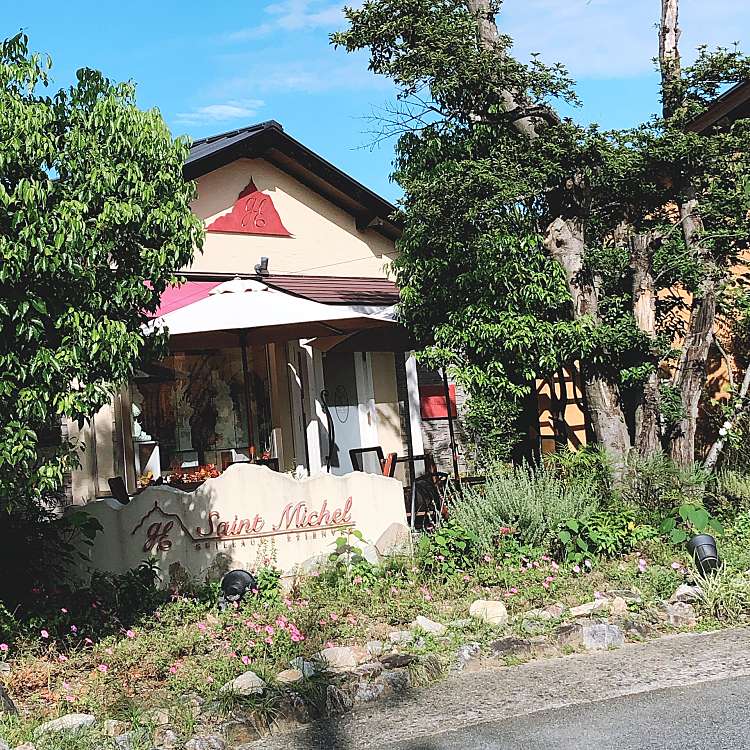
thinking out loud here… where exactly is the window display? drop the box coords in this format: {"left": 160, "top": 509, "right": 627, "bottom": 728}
{"left": 131, "top": 346, "right": 272, "bottom": 486}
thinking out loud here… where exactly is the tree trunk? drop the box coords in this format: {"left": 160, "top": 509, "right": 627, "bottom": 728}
{"left": 659, "top": 0, "right": 718, "bottom": 468}
{"left": 704, "top": 363, "right": 750, "bottom": 472}
{"left": 467, "top": 0, "right": 631, "bottom": 468}
{"left": 543, "top": 214, "right": 630, "bottom": 468}
{"left": 630, "top": 232, "right": 661, "bottom": 457}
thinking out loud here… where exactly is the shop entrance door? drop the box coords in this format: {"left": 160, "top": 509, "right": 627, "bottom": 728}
{"left": 322, "top": 352, "right": 371, "bottom": 475}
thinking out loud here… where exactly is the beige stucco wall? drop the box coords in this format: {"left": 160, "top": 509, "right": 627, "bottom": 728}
{"left": 188, "top": 158, "right": 397, "bottom": 279}
{"left": 371, "top": 352, "right": 402, "bottom": 458}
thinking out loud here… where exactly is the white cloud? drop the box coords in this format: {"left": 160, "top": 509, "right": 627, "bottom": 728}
{"left": 501, "top": 0, "right": 750, "bottom": 79}
{"left": 173, "top": 98, "right": 265, "bottom": 126}
{"left": 225, "top": 0, "right": 350, "bottom": 42}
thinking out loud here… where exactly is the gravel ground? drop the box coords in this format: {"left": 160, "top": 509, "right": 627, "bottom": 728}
{"left": 242, "top": 627, "right": 750, "bottom": 749}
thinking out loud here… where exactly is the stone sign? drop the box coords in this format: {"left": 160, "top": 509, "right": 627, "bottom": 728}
{"left": 79, "top": 464, "right": 410, "bottom": 586}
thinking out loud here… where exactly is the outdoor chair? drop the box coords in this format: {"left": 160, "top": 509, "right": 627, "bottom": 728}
{"left": 108, "top": 476, "right": 130, "bottom": 505}
{"left": 394, "top": 453, "right": 448, "bottom": 530}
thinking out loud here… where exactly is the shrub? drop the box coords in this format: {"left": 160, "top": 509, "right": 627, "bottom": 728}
{"left": 717, "top": 469, "right": 750, "bottom": 511}
{"left": 698, "top": 568, "right": 750, "bottom": 622}
{"left": 449, "top": 462, "right": 599, "bottom": 553}
{"left": 558, "top": 504, "right": 646, "bottom": 562}
{"left": 417, "top": 518, "right": 479, "bottom": 576}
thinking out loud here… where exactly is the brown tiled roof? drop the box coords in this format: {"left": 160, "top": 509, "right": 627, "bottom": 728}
{"left": 181, "top": 272, "right": 400, "bottom": 306}
{"left": 263, "top": 274, "right": 399, "bottom": 306}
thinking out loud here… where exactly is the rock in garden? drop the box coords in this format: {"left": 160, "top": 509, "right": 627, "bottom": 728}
{"left": 184, "top": 735, "right": 226, "bottom": 750}
{"left": 146, "top": 708, "right": 170, "bottom": 726}
{"left": 490, "top": 637, "right": 532, "bottom": 658}
{"left": 13, "top": 744, "right": 35, "bottom": 750}
{"left": 35, "top": 714, "right": 96, "bottom": 736}
{"left": 555, "top": 623, "right": 584, "bottom": 649}
{"left": 661, "top": 601, "right": 697, "bottom": 627}
{"left": 414, "top": 615, "right": 446, "bottom": 635}
{"left": 277, "top": 668, "right": 303, "bottom": 684}
{"left": 569, "top": 598, "right": 609, "bottom": 617}
{"left": 0, "top": 739, "right": 9, "bottom": 750}
{"left": 388, "top": 630, "right": 415, "bottom": 645}
{"left": 318, "top": 646, "right": 359, "bottom": 672}
{"left": 220, "top": 670, "right": 266, "bottom": 696}
{"left": 582, "top": 624, "right": 625, "bottom": 651}
{"left": 520, "top": 618, "right": 547, "bottom": 636}
{"left": 114, "top": 731, "right": 135, "bottom": 750}
{"left": 326, "top": 685, "right": 354, "bottom": 715}
{"left": 469, "top": 599, "right": 509, "bottom": 626}
{"left": 609, "top": 596, "right": 629, "bottom": 618}
{"left": 454, "top": 642, "right": 481, "bottom": 671}
{"left": 380, "top": 653, "right": 416, "bottom": 669}
{"left": 361, "top": 544, "right": 380, "bottom": 565}
{"left": 523, "top": 603, "right": 565, "bottom": 622}
{"left": 354, "top": 661, "right": 383, "bottom": 677}
{"left": 670, "top": 584, "right": 702, "bottom": 603}
{"left": 607, "top": 588, "right": 642, "bottom": 603}
{"left": 448, "top": 618, "right": 472, "bottom": 628}
{"left": 622, "top": 618, "right": 652, "bottom": 639}
{"left": 153, "top": 727, "right": 180, "bottom": 750}
{"left": 289, "top": 657, "right": 316, "bottom": 677}
{"left": 366, "top": 640, "right": 385, "bottom": 657}
{"left": 104, "top": 720, "right": 128, "bottom": 737}
{"left": 376, "top": 669, "right": 410, "bottom": 695}
{"left": 353, "top": 680, "right": 386, "bottom": 705}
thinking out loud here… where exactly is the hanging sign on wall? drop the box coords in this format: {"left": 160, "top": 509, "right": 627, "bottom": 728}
{"left": 206, "top": 180, "right": 291, "bottom": 237}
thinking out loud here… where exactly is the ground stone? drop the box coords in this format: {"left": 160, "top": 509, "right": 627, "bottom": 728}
{"left": 361, "top": 544, "right": 380, "bottom": 566}
{"left": 326, "top": 685, "right": 354, "bottom": 715}
{"left": 13, "top": 744, "right": 36, "bottom": 750}
{"left": 353, "top": 680, "right": 386, "bottom": 705}
{"left": 289, "top": 657, "right": 316, "bottom": 677}
{"left": 318, "top": 646, "right": 359, "bottom": 672}
{"left": 153, "top": 727, "right": 180, "bottom": 750}
{"left": 221, "top": 670, "right": 266, "bottom": 695}
{"left": 376, "top": 669, "right": 410, "bottom": 695}
{"left": 354, "top": 661, "right": 383, "bottom": 678}
{"left": 366, "top": 640, "right": 385, "bottom": 657}
{"left": 380, "top": 653, "right": 416, "bottom": 669}
{"left": 661, "top": 601, "right": 697, "bottom": 627}
{"left": 469, "top": 599, "right": 509, "bottom": 627}
{"left": 570, "top": 599, "right": 609, "bottom": 618}
{"left": 114, "top": 731, "right": 134, "bottom": 750}
{"left": 622, "top": 618, "right": 653, "bottom": 639}
{"left": 490, "top": 637, "right": 532, "bottom": 658}
{"left": 414, "top": 615, "right": 446, "bottom": 635}
{"left": 35, "top": 714, "right": 96, "bottom": 736}
{"left": 0, "top": 739, "right": 8, "bottom": 750}
{"left": 388, "top": 630, "right": 415, "bottom": 645}
{"left": 607, "top": 588, "right": 642, "bottom": 603}
{"left": 146, "top": 708, "right": 170, "bottom": 726}
{"left": 555, "top": 622, "right": 584, "bottom": 649}
{"left": 184, "top": 735, "right": 226, "bottom": 750}
{"left": 276, "top": 668, "right": 303, "bottom": 684}
{"left": 582, "top": 623, "right": 625, "bottom": 651}
{"left": 104, "top": 720, "right": 129, "bottom": 737}
{"left": 454, "top": 642, "right": 481, "bottom": 671}
{"left": 670, "top": 584, "right": 702, "bottom": 603}
{"left": 609, "top": 597, "right": 629, "bottom": 618}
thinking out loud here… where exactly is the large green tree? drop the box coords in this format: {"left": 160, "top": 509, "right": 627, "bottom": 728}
{"left": 0, "top": 34, "right": 204, "bottom": 509}
{"left": 334, "top": 0, "right": 750, "bottom": 470}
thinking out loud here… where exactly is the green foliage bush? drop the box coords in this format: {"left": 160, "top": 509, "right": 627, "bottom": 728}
{"left": 450, "top": 462, "right": 599, "bottom": 553}
{"left": 417, "top": 518, "right": 480, "bottom": 577}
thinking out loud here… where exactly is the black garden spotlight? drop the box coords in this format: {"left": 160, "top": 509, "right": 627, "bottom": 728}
{"left": 219, "top": 569, "right": 258, "bottom": 608}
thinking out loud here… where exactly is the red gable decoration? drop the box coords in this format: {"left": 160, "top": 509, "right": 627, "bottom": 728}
{"left": 206, "top": 180, "right": 291, "bottom": 236}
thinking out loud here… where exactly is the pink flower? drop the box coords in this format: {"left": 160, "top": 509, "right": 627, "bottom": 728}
{"left": 61, "top": 608, "right": 68, "bottom": 614}
{"left": 169, "top": 666, "right": 177, "bottom": 674}
{"left": 483, "top": 554, "right": 492, "bottom": 563}
{"left": 105, "top": 648, "right": 113, "bottom": 655}
{"left": 197, "top": 623, "right": 207, "bottom": 632}
{"left": 241, "top": 655, "right": 250, "bottom": 665}
{"left": 463, "top": 575, "right": 471, "bottom": 582}
{"left": 671, "top": 562, "right": 681, "bottom": 570}
{"left": 40, "top": 629, "right": 49, "bottom": 639}
{"left": 329, "top": 613, "right": 338, "bottom": 622}
{"left": 510, "top": 587, "right": 518, "bottom": 594}
{"left": 125, "top": 630, "right": 135, "bottom": 639}
{"left": 264, "top": 637, "right": 273, "bottom": 645}
{"left": 390, "top": 586, "right": 398, "bottom": 595}
{"left": 65, "top": 695, "right": 75, "bottom": 702}
{"left": 58, "top": 655, "right": 68, "bottom": 662}
{"left": 84, "top": 637, "right": 93, "bottom": 645}
{"left": 62, "top": 681, "right": 70, "bottom": 690}
{"left": 97, "top": 664, "right": 108, "bottom": 673}
{"left": 70, "top": 625, "right": 78, "bottom": 634}
{"left": 265, "top": 625, "right": 275, "bottom": 635}
{"left": 0, "top": 644, "right": 8, "bottom": 653}
{"left": 573, "top": 565, "right": 581, "bottom": 574}
{"left": 206, "top": 676, "right": 214, "bottom": 684}
{"left": 352, "top": 575, "right": 363, "bottom": 585}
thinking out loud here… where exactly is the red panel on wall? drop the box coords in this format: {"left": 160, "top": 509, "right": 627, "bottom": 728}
{"left": 206, "top": 180, "right": 291, "bottom": 237}
{"left": 420, "top": 384, "right": 457, "bottom": 420}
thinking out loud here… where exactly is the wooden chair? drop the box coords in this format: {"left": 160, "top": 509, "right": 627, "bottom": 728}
{"left": 394, "top": 454, "right": 448, "bottom": 529}
{"left": 349, "top": 446, "right": 385, "bottom": 473}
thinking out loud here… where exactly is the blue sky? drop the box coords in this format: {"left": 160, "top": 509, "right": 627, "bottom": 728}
{"left": 3, "top": 0, "right": 748, "bottom": 203}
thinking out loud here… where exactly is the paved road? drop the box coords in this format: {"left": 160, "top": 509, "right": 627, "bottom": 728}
{"left": 248, "top": 628, "right": 750, "bottom": 750}
{"left": 386, "top": 676, "right": 750, "bottom": 749}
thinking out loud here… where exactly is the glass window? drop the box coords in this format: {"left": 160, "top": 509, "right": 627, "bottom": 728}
{"left": 130, "top": 345, "right": 272, "bottom": 485}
